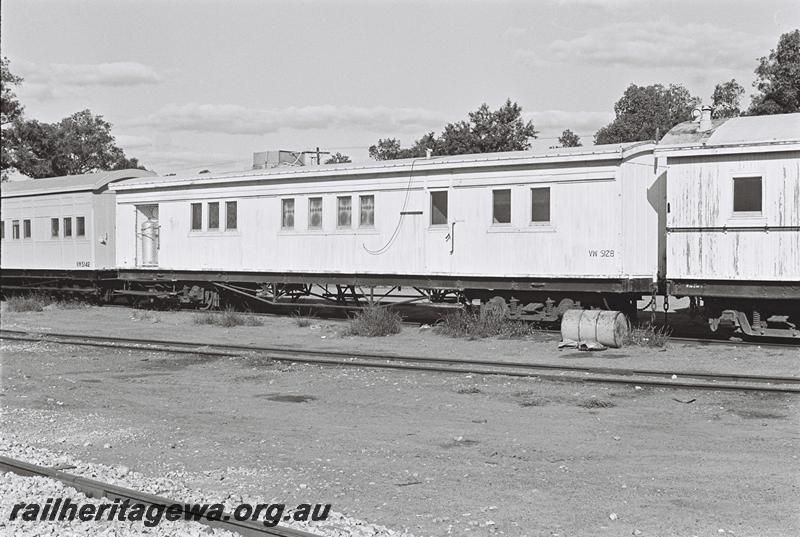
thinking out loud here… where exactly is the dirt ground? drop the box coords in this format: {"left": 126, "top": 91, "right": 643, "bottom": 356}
{"left": 1, "top": 305, "right": 799, "bottom": 377}
{"left": 1, "top": 307, "right": 800, "bottom": 536}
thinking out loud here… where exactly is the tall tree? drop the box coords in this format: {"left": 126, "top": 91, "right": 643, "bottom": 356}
{"left": 594, "top": 83, "right": 701, "bottom": 144}
{"left": 370, "top": 99, "right": 538, "bottom": 160}
{"left": 1, "top": 57, "right": 25, "bottom": 180}
{"left": 324, "top": 152, "right": 352, "bottom": 164}
{"left": 748, "top": 29, "right": 800, "bottom": 115}
{"left": 558, "top": 129, "right": 582, "bottom": 147}
{"left": 11, "top": 110, "right": 144, "bottom": 178}
{"left": 1, "top": 57, "right": 23, "bottom": 126}
{"left": 711, "top": 79, "right": 745, "bottom": 118}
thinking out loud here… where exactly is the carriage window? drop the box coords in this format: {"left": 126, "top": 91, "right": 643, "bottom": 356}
{"left": 282, "top": 199, "right": 295, "bottom": 229}
{"left": 308, "top": 197, "right": 322, "bottom": 229}
{"left": 64, "top": 217, "right": 72, "bottom": 237}
{"left": 337, "top": 196, "right": 352, "bottom": 228}
{"left": 226, "top": 201, "right": 237, "bottom": 230}
{"left": 493, "top": 189, "right": 511, "bottom": 224}
{"left": 191, "top": 203, "right": 202, "bottom": 230}
{"left": 1, "top": 221, "right": 4, "bottom": 240}
{"left": 531, "top": 187, "right": 551, "bottom": 222}
{"left": 430, "top": 191, "right": 448, "bottom": 226}
{"left": 360, "top": 195, "right": 374, "bottom": 227}
{"left": 51, "top": 218, "right": 59, "bottom": 238}
{"left": 208, "top": 202, "right": 219, "bottom": 229}
{"left": 13, "top": 220, "right": 20, "bottom": 239}
{"left": 733, "top": 177, "right": 762, "bottom": 213}
{"left": 76, "top": 217, "right": 85, "bottom": 237}
{"left": 23, "top": 219, "right": 31, "bottom": 238}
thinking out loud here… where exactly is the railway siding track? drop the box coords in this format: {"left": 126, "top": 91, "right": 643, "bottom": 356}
{"left": 2, "top": 329, "right": 799, "bottom": 394}
{"left": 0, "top": 456, "right": 319, "bottom": 537}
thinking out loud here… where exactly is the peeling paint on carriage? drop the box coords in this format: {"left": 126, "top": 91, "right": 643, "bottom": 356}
{"left": 659, "top": 114, "right": 800, "bottom": 285}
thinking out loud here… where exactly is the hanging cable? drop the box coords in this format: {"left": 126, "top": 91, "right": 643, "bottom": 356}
{"left": 362, "top": 158, "right": 420, "bottom": 255}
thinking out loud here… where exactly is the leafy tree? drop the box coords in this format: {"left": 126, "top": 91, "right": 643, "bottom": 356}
{"left": 1, "top": 57, "right": 25, "bottom": 180}
{"left": 748, "top": 29, "right": 800, "bottom": 115}
{"left": 324, "top": 152, "right": 352, "bottom": 164}
{"left": 711, "top": 79, "right": 745, "bottom": 118}
{"left": 1, "top": 57, "right": 23, "bottom": 126}
{"left": 594, "top": 83, "right": 701, "bottom": 144}
{"left": 10, "top": 110, "right": 144, "bottom": 178}
{"left": 558, "top": 129, "right": 582, "bottom": 147}
{"left": 370, "top": 99, "right": 537, "bottom": 160}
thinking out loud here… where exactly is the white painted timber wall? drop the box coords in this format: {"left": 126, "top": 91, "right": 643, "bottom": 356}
{"left": 114, "top": 154, "right": 660, "bottom": 281}
{"left": 0, "top": 190, "right": 117, "bottom": 270}
{"left": 666, "top": 149, "right": 800, "bottom": 281}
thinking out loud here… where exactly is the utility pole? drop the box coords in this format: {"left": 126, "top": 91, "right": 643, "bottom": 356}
{"left": 302, "top": 147, "right": 330, "bottom": 165}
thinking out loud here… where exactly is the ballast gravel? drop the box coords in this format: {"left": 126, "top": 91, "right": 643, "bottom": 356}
{"left": 1, "top": 436, "right": 417, "bottom": 537}
{"left": 1, "top": 472, "right": 240, "bottom": 537}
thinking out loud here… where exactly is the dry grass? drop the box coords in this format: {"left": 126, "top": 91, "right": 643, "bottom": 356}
{"left": 625, "top": 323, "right": 671, "bottom": 348}
{"left": 4, "top": 294, "right": 89, "bottom": 313}
{"left": 292, "top": 312, "right": 316, "bottom": 327}
{"left": 194, "top": 307, "right": 264, "bottom": 328}
{"left": 434, "top": 308, "right": 539, "bottom": 340}
{"left": 344, "top": 305, "right": 402, "bottom": 337}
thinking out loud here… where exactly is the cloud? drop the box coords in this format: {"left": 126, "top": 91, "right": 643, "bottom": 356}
{"left": 18, "top": 60, "right": 162, "bottom": 87}
{"left": 519, "top": 21, "right": 769, "bottom": 73}
{"left": 14, "top": 60, "right": 162, "bottom": 100}
{"left": 130, "top": 103, "right": 447, "bottom": 135}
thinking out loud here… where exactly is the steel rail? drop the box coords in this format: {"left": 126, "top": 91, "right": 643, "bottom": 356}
{"left": 2, "top": 329, "right": 799, "bottom": 393}
{"left": 0, "top": 456, "right": 319, "bottom": 537}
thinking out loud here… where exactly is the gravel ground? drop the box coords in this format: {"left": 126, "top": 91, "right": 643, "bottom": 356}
{"left": 2, "top": 332, "right": 799, "bottom": 536}
{"left": 0, "top": 437, "right": 415, "bottom": 537}
{"left": 0, "top": 472, "right": 241, "bottom": 537}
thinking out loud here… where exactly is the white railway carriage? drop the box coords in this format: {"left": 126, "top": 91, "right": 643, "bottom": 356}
{"left": 0, "top": 169, "right": 153, "bottom": 293}
{"left": 110, "top": 142, "right": 660, "bottom": 318}
{"left": 658, "top": 112, "right": 800, "bottom": 338}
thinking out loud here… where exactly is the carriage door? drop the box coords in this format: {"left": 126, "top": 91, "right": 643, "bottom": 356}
{"left": 136, "top": 204, "right": 160, "bottom": 267}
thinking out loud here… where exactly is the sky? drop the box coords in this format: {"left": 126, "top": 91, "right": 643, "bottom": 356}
{"left": 2, "top": 0, "right": 798, "bottom": 175}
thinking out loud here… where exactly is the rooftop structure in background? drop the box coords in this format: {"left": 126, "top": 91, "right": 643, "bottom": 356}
{"left": 252, "top": 150, "right": 308, "bottom": 170}
{"left": 252, "top": 148, "right": 332, "bottom": 170}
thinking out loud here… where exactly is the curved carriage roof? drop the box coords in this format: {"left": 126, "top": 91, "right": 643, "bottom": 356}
{"left": 112, "top": 141, "right": 654, "bottom": 191}
{"left": 659, "top": 112, "right": 800, "bottom": 147}
{"left": 1, "top": 169, "right": 154, "bottom": 198}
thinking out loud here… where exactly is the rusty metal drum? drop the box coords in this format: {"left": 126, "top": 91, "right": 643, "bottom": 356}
{"left": 561, "top": 309, "right": 630, "bottom": 348}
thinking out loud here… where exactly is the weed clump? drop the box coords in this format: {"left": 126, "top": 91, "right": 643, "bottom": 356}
{"left": 434, "top": 308, "right": 539, "bottom": 339}
{"left": 193, "top": 307, "right": 264, "bottom": 327}
{"left": 4, "top": 294, "right": 49, "bottom": 312}
{"left": 3, "top": 294, "right": 89, "bottom": 312}
{"left": 292, "top": 312, "right": 316, "bottom": 327}
{"left": 344, "top": 305, "right": 402, "bottom": 337}
{"left": 624, "top": 323, "right": 671, "bottom": 348}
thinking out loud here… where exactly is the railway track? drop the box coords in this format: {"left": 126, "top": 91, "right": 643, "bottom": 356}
{"left": 0, "top": 456, "right": 319, "bottom": 537}
{"left": 2, "top": 329, "right": 799, "bottom": 394}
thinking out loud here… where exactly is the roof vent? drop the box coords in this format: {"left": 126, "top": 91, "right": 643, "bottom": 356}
{"left": 698, "top": 105, "right": 713, "bottom": 132}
